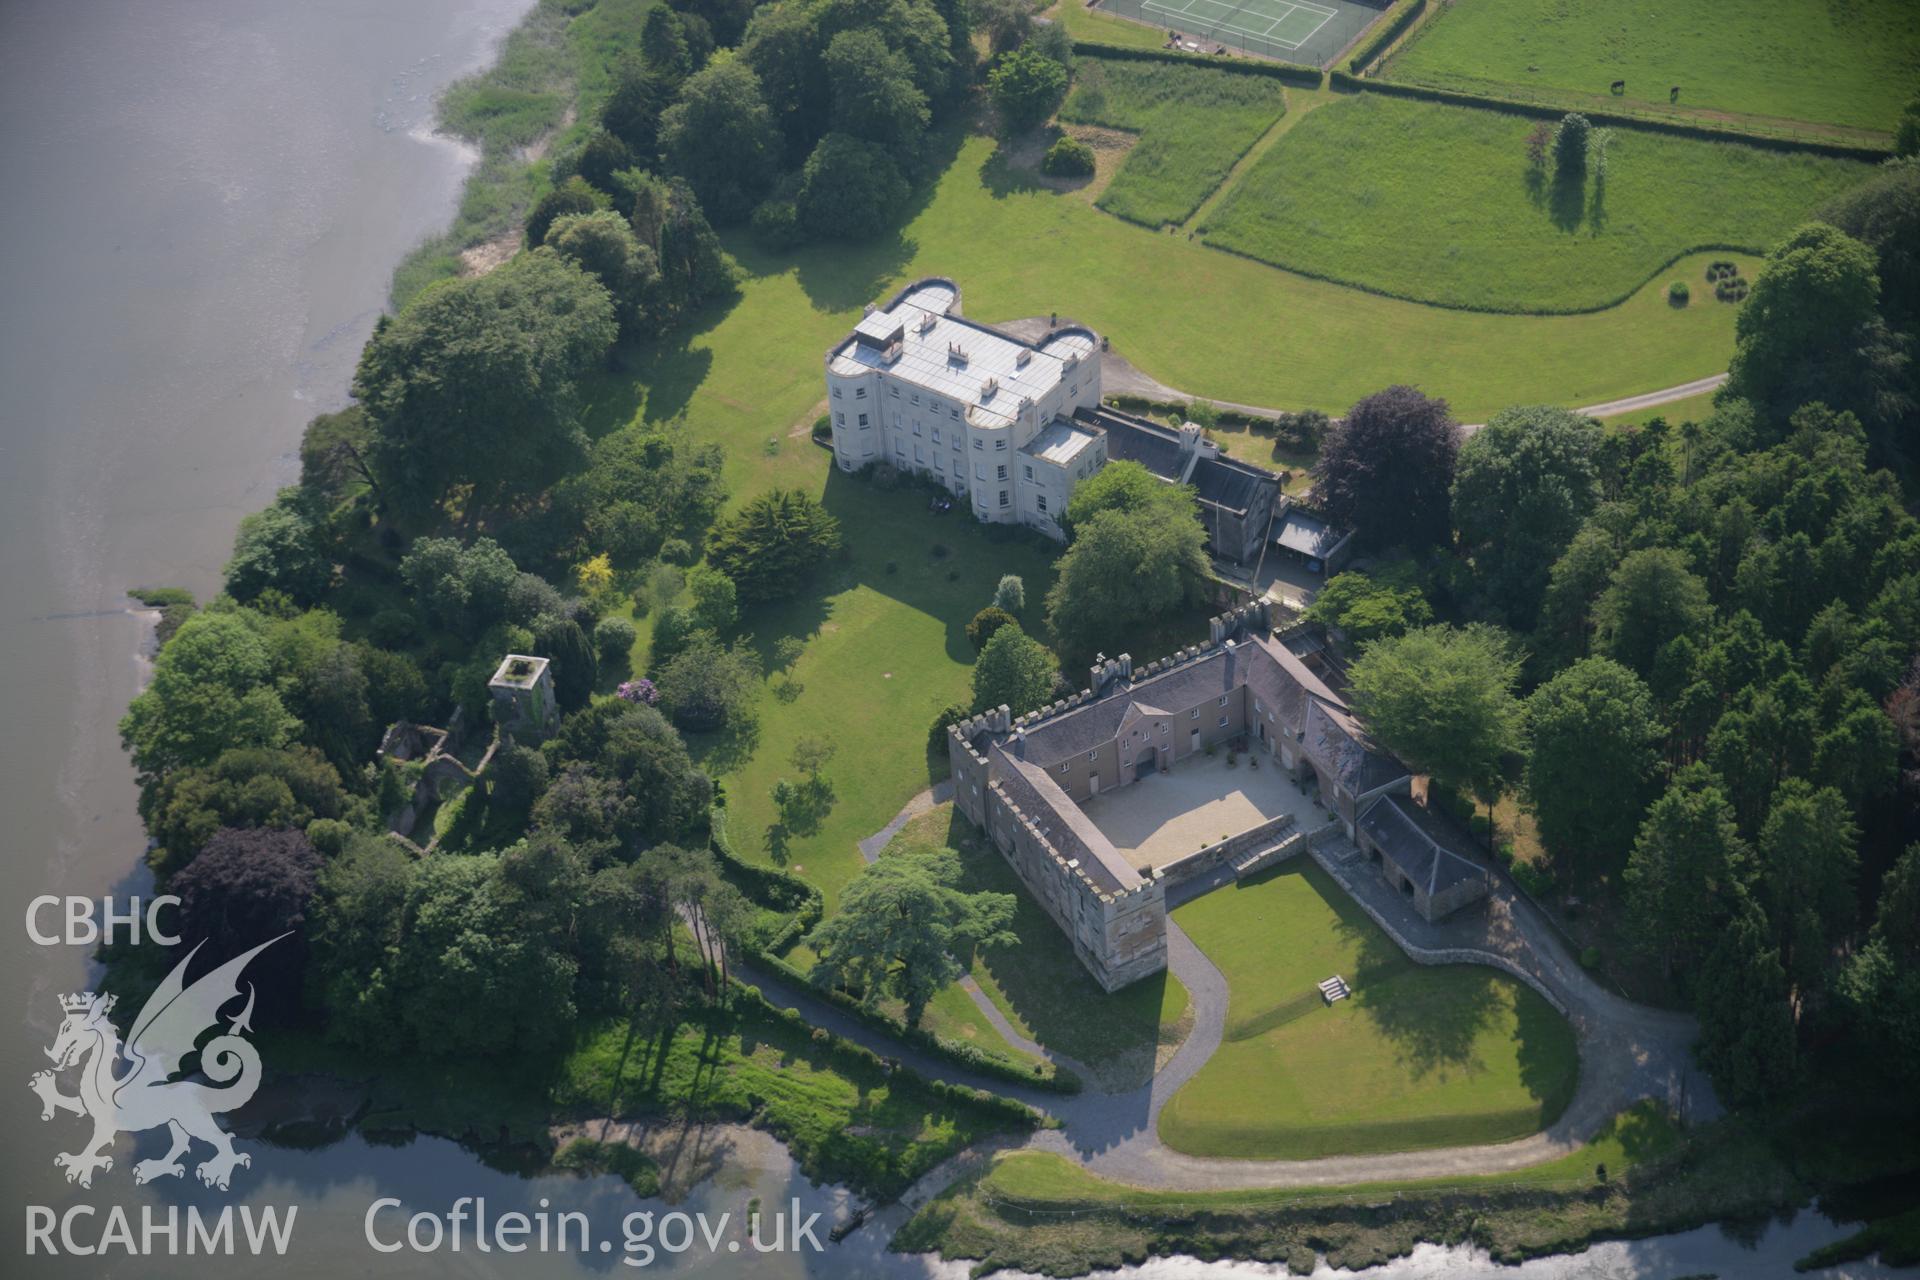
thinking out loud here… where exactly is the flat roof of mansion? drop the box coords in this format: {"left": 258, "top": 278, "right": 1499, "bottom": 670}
{"left": 1022, "top": 417, "right": 1101, "bottom": 466}
{"left": 829, "top": 291, "right": 1093, "bottom": 430}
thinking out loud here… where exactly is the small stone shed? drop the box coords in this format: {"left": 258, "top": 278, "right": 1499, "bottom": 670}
{"left": 1355, "top": 792, "right": 1492, "bottom": 922}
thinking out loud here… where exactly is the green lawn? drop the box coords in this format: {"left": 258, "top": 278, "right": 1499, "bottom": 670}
{"left": 1160, "top": 862, "right": 1578, "bottom": 1159}
{"left": 1384, "top": 0, "right": 1920, "bottom": 134}
{"left": 1200, "top": 93, "right": 1869, "bottom": 313}
{"left": 1059, "top": 57, "right": 1289, "bottom": 228}
{"left": 688, "top": 482, "right": 1064, "bottom": 908}
{"left": 882, "top": 805, "right": 1190, "bottom": 1089}
{"left": 1047, "top": 0, "right": 1174, "bottom": 52}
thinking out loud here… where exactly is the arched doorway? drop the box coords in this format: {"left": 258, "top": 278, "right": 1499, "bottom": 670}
{"left": 1136, "top": 749, "right": 1157, "bottom": 777}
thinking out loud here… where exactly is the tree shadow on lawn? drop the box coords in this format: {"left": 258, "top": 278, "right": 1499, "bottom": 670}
{"left": 686, "top": 712, "right": 762, "bottom": 777}
{"left": 817, "top": 468, "right": 1062, "bottom": 666}
{"left": 1548, "top": 168, "right": 1589, "bottom": 234}
{"left": 935, "top": 807, "right": 1176, "bottom": 1104}
{"left": 769, "top": 232, "right": 924, "bottom": 318}
{"left": 1525, "top": 160, "right": 1594, "bottom": 237}
{"left": 574, "top": 336, "right": 712, "bottom": 443}
{"left": 1326, "top": 878, "right": 1508, "bottom": 1086}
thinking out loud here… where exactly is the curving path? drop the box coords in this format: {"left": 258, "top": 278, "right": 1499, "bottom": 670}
{"left": 773, "top": 796, "right": 1717, "bottom": 1198}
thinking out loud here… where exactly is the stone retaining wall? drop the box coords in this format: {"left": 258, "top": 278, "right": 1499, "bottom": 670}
{"left": 1308, "top": 847, "right": 1572, "bottom": 1019}
{"left": 1156, "top": 813, "right": 1298, "bottom": 889}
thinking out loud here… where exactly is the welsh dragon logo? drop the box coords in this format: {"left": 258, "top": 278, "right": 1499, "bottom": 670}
{"left": 29, "top": 936, "right": 282, "bottom": 1190}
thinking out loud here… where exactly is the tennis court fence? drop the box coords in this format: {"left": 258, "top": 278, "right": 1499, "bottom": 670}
{"left": 1093, "top": 0, "right": 1374, "bottom": 66}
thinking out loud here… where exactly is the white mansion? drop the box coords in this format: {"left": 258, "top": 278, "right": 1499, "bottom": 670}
{"left": 825, "top": 277, "right": 1107, "bottom": 539}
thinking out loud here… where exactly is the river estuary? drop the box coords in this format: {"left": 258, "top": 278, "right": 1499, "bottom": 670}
{"left": 0, "top": 2, "right": 1905, "bottom": 1276}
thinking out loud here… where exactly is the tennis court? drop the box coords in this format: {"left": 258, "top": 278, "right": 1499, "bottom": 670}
{"left": 1145, "top": 0, "right": 1338, "bottom": 51}
{"left": 1096, "top": 0, "right": 1385, "bottom": 66}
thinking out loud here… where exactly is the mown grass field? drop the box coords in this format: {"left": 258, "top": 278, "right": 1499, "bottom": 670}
{"left": 1200, "top": 93, "right": 1869, "bottom": 313}
{"left": 1159, "top": 862, "right": 1578, "bottom": 1159}
{"left": 1384, "top": 0, "right": 1920, "bottom": 134}
{"left": 883, "top": 805, "right": 1190, "bottom": 1089}
{"left": 1058, "top": 57, "right": 1289, "bottom": 227}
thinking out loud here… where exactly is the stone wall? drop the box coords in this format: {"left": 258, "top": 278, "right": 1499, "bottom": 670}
{"left": 1154, "top": 812, "right": 1298, "bottom": 888}
{"left": 1309, "top": 846, "right": 1570, "bottom": 1019}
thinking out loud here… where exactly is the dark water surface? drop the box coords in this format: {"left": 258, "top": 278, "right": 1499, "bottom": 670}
{"left": 0, "top": 2, "right": 1904, "bottom": 1277}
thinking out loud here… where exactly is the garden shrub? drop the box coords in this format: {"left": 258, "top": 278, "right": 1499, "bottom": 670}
{"left": 928, "top": 702, "right": 972, "bottom": 754}
{"left": 967, "top": 605, "right": 1017, "bottom": 650}
{"left": 811, "top": 414, "right": 832, "bottom": 442}
{"left": 592, "top": 614, "right": 637, "bottom": 658}
{"left": 749, "top": 197, "right": 803, "bottom": 249}
{"left": 1667, "top": 280, "right": 1690, "bottom": 306}
{"left": 1042, "top": 135, "right": 1096, "bottom": 177}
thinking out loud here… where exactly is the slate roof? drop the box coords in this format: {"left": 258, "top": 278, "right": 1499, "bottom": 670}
{"left": 991, "top": 747, "right": 1137, "bottom": 894}
{"left": 1016, "top": 650, "right": 1239, "bottom": 766}
{"left": 1091, "top": 408, "right": 1187, "bottom": 477}
{"left": 1010, "top": 629, "right": 1406, "bottom": 803}
{"left": 1074, "top": 407, "right": 1278, "bottom": 518}
{"left": 1274, "top": 508, "right": 1351, "bottom": 560}
{"left": 1359, "top": 793, "right": 1488, "bottom": 899}
{"left": 1305, "top": 700, "right": 1407, "bottom": 796}
{"left": 1188, "top": 452, "right": 1274, "bottom": 519}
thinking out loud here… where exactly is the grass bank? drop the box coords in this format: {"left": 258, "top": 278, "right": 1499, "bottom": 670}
{"left": 1059, "top": 57, "right": 1288, "bottom": 228}
{"left": 1384, "top": 0, "right": 1920, "bottom": 135}
{"left": 1159, "top": 862, "right": 1578, "bottom": 1159}
{"left": 1199, "top": 93, "right": 1870, "bottom": 313}
{"left": 893, "top": 1104, "right": 1816, "bottom": 1276}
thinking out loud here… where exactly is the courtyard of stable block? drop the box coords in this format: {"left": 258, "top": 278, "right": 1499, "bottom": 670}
{"left": 1077, "top": 746, "right": 1322, "bottom": 872}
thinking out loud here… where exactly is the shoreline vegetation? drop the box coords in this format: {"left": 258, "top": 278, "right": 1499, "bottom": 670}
{"left": 391, "top": 0, "right": 643, "bottom": 307}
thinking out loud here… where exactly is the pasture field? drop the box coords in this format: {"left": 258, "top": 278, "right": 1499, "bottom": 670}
{"left": 1159, "top": 862, "right": 1578, "bottom": 1159}
{"left": 1200, "top": 93, "right": 1870, "bottom": 312}
{"left": 1058, "top": 57, "right": 1289, "bottom": 227}
{"left": 1384, "top": 0, "right": 1920, "bottom": 134}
